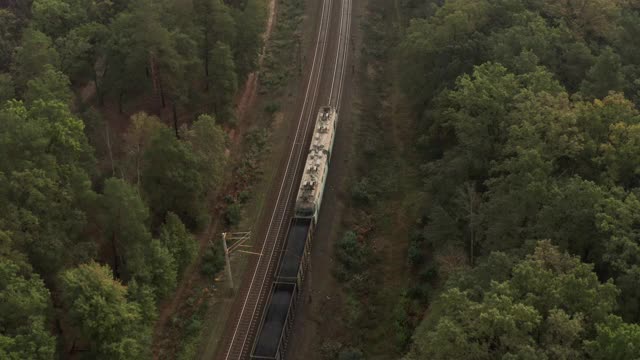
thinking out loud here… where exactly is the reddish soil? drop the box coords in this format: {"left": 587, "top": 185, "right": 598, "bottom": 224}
{"left": 232, "top": 0, "right": 278, "bottom": 141}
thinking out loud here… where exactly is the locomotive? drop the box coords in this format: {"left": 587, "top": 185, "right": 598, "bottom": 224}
{"left": 294, "top": 106, "right": 337, "bottom": 223}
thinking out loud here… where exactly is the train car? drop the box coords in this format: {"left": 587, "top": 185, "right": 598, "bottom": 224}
{"left": 294, "top": 106, "right": 337, "bottom": 223}
{"left": 250, "top": 283, "right": 297, "bottom": 360}
{"left": 276, "top": 218, "right": 314, "bottom": 288}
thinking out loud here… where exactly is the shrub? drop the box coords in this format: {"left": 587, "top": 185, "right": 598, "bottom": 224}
{"left": 334, "top": 231, "right": 369, "bottom": 282}
{"left": 238, "top": 190, "right": 251, "bottom": 204}
{"left": 264, "top": 101, "right": 280, "bottom": 115}
{"left": 201, "top": 243, "right": 224, "bottom": 278}
{"left": 320, "top": 340, "right": 343, "bottom": 359}
{"left": 408, "top": 230, "right": 427, "bottom": 267}
{"left": 351, "top": 177, "right": 379, "bottom": 205}
{"left": 225, "top": 203, "right": 242, "bottom": 226}
{"left": 419, "top": 265, "right": 438, "bottom": 282}
{"left": 407, "top": 282, "right": 431, "bottom": 303}
{"left": 408, "top": 240, "right": 424, "bottom": 267}
{"left": 338, "top": 347, "right": 363, "bottom": 360}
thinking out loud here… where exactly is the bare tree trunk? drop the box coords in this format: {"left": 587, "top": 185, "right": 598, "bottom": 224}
{"left": 160, "top": 79, "right": 166, "bottom": 109}
{"left": 172, "top": 101, "right": 179, "bottom": 139}
{"left": 204, "top": 32, "right": 210, "bottom": 91}
{"left": 111, "top": 233, "right": 120, "bottom": 279}
{"left": 105, "top": 122, "right": 115, "bottom": 176}
{"left": 135, "top": 145, "right": 141, "bottom": 186}
{"left": 94, "top": 69, "right": 102, "bottom": 106}
{"left": 466, "top": 182, "right": 478, "bottom": 266}
{"left": 118, "top": 90, "right": 124, "bottom": 114}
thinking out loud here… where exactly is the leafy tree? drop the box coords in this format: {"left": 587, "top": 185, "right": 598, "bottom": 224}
{"left": 0, "top": 168, "right": 95, "bottom": 275}
{"left": 60, "top": 262, "right": 150, "bottom": 360}
{"left": 581, "top": 47, "right": 626, "bottom": 99}
{"left": 586, "top": 315, "right": 640, "bottom": 360}
{"left": 209, "top": 41, "right": 238, "bottom": 120}
{"left": 159, "top": 212, "right": 197, "bottom": 276}
{"left": 102, "top": 1, "right": 170, "bottom": 111}
{"left": 487, "top": 12, "right": 594, "bottom": 90}
{"left": 126, "top": 279, "right": 157, "bottom": 324}
{"left": 533, "top": 178, "right": 605, "bottom": 262}
{"left": 102, "top": 178, "right": 152, "bottom": 281}
{"left": 31, "top": 0, "right": 93, "bottom": 39}
{"left": 232, "top": 0, "right": 266, "bottom": 78}
{"left": 399, "top": 0, "right": 493, "bottom": 106}
{"left": 24, "top": 64, "right": 73, "bottom": 104}
{"left": 408, "top": 241, "right": 620, "bottom": 359}
{"left": 161, "top": 30, "right": 201, "bottom": 133}
{"left": 142, "top": 128, "right": 207, "bottom": 229}
{"left": 143, "top": 239, "right": 177, "bottom": 300}
{"left": 102, "top": 11, "right": 139, "bottom": 112}
{"left": 55, "top": 21, "right": 110, "bottom": 95}
{"left": 596, "top": 121, "right": 640, "bottom": 188}
{"left": 0, "top": 100, "right": 96, "bottom": 275}
{"left": 0, "top": 9, "right": 19, "bottom": 73}
{"left": 542, "top": 0, "right": 622, "bottom": 40}
{"left": 193, "top": 0, "right": 236, "bottom": 82}
{"left": 122, "top": 112, "right": 165, "bottom": 185}
{"left": 11, "top": 28, "right": 59, "bottom": 93}
{"left": 0, "top": 99, "right": 95, "bottom": 185}
{"left": 185, "top": 114, "right": 227, "bottom": 190}
{"left": 0, "top": 231, "right": 30, "bottom": 273}
{"left": 0, "top": 258, "right": 55, "bottom": 360}
{"left": 0, "top": 73, "right": 14, "bottom": 103}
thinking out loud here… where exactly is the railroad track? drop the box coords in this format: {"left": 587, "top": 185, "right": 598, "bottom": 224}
{"left": 217, "top": 0, "right": 334, "bottom": 358}
{"left": 329, "top": 0, "right": 352, "bottom": 110}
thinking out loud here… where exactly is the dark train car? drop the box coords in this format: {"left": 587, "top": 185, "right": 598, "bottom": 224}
{"left": 250, "top": 283, "right": 297, "bottom": 360}
{"left": 276, "top": 218, "right": 313, "bottom": 288}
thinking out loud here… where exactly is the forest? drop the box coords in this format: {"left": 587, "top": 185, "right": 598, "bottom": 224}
{"left": 0, "top": 0, "right": 265, "bottom": 359}
{"left": 397, "top": 0, "right": 640, "bottom": 358}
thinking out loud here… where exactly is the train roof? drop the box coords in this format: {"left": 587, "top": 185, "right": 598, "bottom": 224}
{"left": 252, "top": 283, "right": 296, "bottom": 358}
{"left": 295, "top": 106, "right": 337, "bottom": 213}
{"left": 277, "top": 218, "right": 312, "bottom": 280}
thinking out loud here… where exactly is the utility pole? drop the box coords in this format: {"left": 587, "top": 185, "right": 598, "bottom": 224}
{"left": 222, "top": 232, "right": 234, "bottom": 291}
{"left": 217, "top": 231, "right": 252, "bottom": 293}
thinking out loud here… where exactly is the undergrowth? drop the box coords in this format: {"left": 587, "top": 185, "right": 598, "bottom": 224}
{"left": 260, "top": 0, "right": 304, "bottom": 92}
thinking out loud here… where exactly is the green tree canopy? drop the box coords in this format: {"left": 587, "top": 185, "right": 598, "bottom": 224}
{"left": 159, "top": 212, "right": 197, "bottom": 276}
{"left": 209, "top": 41, "right": 238, "bottom": 120}
{"left": 60, "top": 262, "right": 150, "bottom": 360}
{"left": 102, "top": 178, "right": 152, "bottom": 281}
{"left": 142, "top": 127, "right": 206, "bottom": 229}
{"left": 0, "top": 258, "right": 55, "bottom": 360}
{"left": 185, "top": 113, "right": 227, "bottom": 190}
{"left": 24, "top": 64, "right": 73, "bottom": 105}
{"left": 408, "top": 241, "right": 620, "bottom": 359}
{"left": 11, "top": 28, "right": 59, "bottom": 93}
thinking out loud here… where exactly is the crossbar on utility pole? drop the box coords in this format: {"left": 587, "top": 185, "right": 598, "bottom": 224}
{"left": 237, "top": 250, "right": 262, "bottom": 256}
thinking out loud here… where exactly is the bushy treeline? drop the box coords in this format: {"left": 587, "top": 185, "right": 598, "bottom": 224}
{"left": 399, "top": 0, "right": 640, "bottom": 358}
{"left": 0, "top": 0, "right": 265, "bottom": 358}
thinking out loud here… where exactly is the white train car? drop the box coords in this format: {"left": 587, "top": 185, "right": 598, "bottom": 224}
{"left": 294, "top": 106, "right": 337, "bottom": 223}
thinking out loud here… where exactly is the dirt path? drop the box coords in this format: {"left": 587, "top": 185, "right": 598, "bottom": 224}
{"left": 233, "top": 0, "right": 278, "bottom": 138}
{"left": 152, "top": 0, "right": 279, "bottom": 352}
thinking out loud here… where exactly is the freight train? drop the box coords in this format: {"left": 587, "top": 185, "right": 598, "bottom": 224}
{"left": 251, "top": 106, "right": 337, "bottom": 360}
